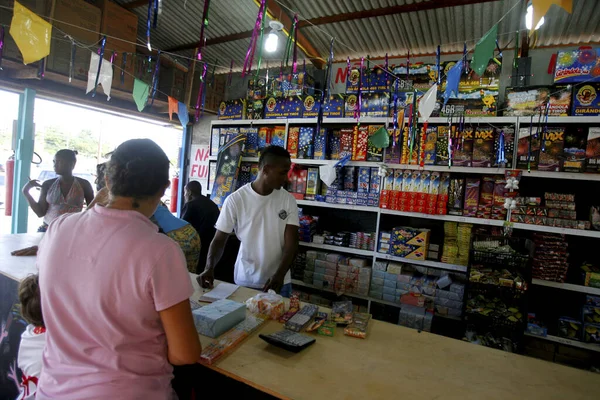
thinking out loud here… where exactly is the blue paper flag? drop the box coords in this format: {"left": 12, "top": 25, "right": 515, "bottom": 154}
{"left": 443, "top": 59, "right": 463, "bottom": 105}
{"left": 178, "top": 102, "right": 189, "bottom": 127}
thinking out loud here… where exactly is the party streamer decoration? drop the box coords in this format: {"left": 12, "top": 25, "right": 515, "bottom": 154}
{"left": 392, "top": 78, "right": 399, "bottom": 137}
{"left": 133, "top": 79, "right": 150, "bottom": 112}
{"left": 418, "top": 84, "right": 437, "bottom": 122}
{"left": 472, "top": 24, "right": 498, "bottom": 76}
{"left": 86, "top": 51, "right": 113, "bottom": 100}
{"left": 10, "top": 1, "right": 52, "bottom": 65}
{"left": 1, "top": 26, "right": 6, "bottom": 70}
{"left": 242, "top": 0, "right": 266, "bottom": 76}
{"left": 420, "top": 122, "right": 427, "bottom": 168}
{"left": 317, "top": 37, "right": 335, "bottom": 135}
{"left": 195, "top": 62, "right": 208, "bottom": 121}
{"left": 541, "top": 100, "right": 550, "bottom": 152}
{"left": 531, "top": 0, "right": 572, "bottom": 36}
{"left": 436, "top": 45, "right": 441, "bottom": 84}
{"left": 528, "top": 115, "right": 534, "bottom": 172}
{"left": 514, "top": 30, "right": 520, "bottom": 69}
{"left": 168, "top": 96, "right": 178, "bottom": 121}
{"left": 448, "top": 117, "right": 453, "bottom": 168}
{"left": 227, "top": 60, "right": 233, "bottom": 86}
{"left": 68, "top": 40, "right": 76, "bottom": 82}
{"left": 37, "top": 57, "right": 45, "bottom": 79}
{"left": 355, "top": 57, "right": 364, "bottom": 123}
{"left": 284, "top": 15, "right": 297, "bottom": 67}
{"left": 150, "top": 51, "right": 161, "bottom": 106}
{"left": 197, "top": 0, "right": 211, "bottom": 60}
{"left": 153, "top": 0, "right": 159, "bottom": 28}
{"left": 178, "top": 101, "right": 189, "bottom": 127}
{"left": 252, "top": 5, "right": 267, "bottom": 82}
{"left": 444, "top": 60, "right": 463, "bottom": 105}
{"left": 409, "top": 91, "right": 418, "bottom": 161}
{"left": 292, "top": 14, "right": 299, "bottom": 73}
{"left": 120, "top": 52, "right": 127, "bottom": 85}
{"left": 146, "top": 0, "right": 153, "bottom": 51}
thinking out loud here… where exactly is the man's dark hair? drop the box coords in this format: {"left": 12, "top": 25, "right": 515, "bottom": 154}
{"left": 186, "top": 180, "right": 202, "bottom": 197}
{"left": 19, "top": 274, "right": 44, "bottom": 328}
{"left": 106, "top": 139, "right": 170, "bottom": 208}
{"left": 258, "top": 145, "right": 291, "bottom": 169}
{"left": 55, "top": 149, "right": 78, "bottom": 163}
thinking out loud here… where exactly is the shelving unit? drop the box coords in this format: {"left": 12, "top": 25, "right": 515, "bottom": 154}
{"left": 299, "top": 241, "right": 374, "bottom": 257}
{"left": 210, "top": 116, "right": 600, "bottom": 349}
{"left": 532, "top": 279, "right": 600, "bottom": 296}
{"left": 524, "top": 333, "right": 600, "bottom": 353}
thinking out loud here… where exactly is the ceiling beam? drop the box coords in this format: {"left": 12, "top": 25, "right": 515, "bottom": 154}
{"left": 163, "top": 0, "right": 499, "bottom": 59}
{"left": 123, "top": 0, "right": 149, "bottom": 10}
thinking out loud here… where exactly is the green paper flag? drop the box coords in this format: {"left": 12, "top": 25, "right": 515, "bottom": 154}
{"left": 369, "top": 126, "right": 390, "bottom": 148}
{"left": 472, "top": 24, "right": 498, "bottom": 76}
{"left": 133, "top": 79, "right": 150, "bottom": 112}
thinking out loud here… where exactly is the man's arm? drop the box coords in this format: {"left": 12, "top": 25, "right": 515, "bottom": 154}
{"left": 263, "top": 224, "right": 299, "bottom": 293}
{"left": 197, "top": 230, "right": 229, "bottom": 288}
{"left": 22, "top": 179, "right": 51, "bottom": 218}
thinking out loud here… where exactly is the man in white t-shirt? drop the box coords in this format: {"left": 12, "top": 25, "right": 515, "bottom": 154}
{"left": 198, "top": 145, "right": 299, "bottom": 296}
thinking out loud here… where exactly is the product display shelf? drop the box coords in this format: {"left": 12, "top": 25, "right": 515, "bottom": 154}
{"left": 208, "top": 156, "right": 259, "bottom": 162}
{"left": 291, "top": 159, "right": 383, "bottom": 167}
{"left": 518, "top": 170, "right": 600, "bottom": 181}
{"left": 375, "top": 253, "right": 468, "bottom": 273}
{"left": 524, "top": 333, "right": 600, "bottom": 353}
{"left": 532, "top": 279, "right": 600, "bottom": 296}
{"left": 383, "top": 164, "right": 508, "bottom": 174}
{"left": 211, "top": 119, "right": 287, "bottom": 126}
{"left": 525, "top": 116, "right": 600, "bottom": 124}
{"left": 511, "top": 223, "right": 600, "bottom": 239}
{"left": 290, "top": 279, "right": 398, "bottom": 307}
{"left": 299, "top": 241, "right": 374, "bottom": 257}
{"left": 380, "top": 209, "right": 505, "bottom": 227}
{"left": 296, "top": 199, "right": 379, "bottom": 213}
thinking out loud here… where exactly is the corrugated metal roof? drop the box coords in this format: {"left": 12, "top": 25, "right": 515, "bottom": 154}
{"left": 116, "top": 0, "right": 600, "bottom": 71}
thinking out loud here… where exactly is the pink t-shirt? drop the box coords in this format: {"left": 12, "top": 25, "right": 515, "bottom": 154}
{"left": 36, "top": 205, "right": 194, "bottom": 399}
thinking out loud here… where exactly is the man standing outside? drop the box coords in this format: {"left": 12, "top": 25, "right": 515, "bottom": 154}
{"left": 198, "top": 146, "right": 299, "bottom": 296}
{"left": 181, "top": 181, "right": 220, "bottom": 273}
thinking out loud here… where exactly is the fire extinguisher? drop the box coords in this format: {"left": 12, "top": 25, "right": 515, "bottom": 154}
{"left": 5, "top": 155, "right": 14, "bottom": 217}
{"left": 170, "top": 176, "right": 178, "bottom": 213}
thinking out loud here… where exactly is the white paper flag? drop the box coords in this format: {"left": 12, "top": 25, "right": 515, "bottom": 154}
{"left": 86, "top": 52, "right": 113, "bottom": 100}
{"left": 418, "top": 84, "right": 438, "bottom": 122}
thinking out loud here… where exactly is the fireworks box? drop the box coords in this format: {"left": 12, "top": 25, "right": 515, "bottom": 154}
{"left": 323, "top": 94, "right": 346, "bottom": 118}
{"left": 240, "top": 127, "right": 258, "bottom": 156}
{"left": 572, "top": 83, "right": 600, "bottom": 116}
{"left": 554, "top": 48, "right": 600, "bottom": 84}
{"left": 586, "top": 127, "right": 600, "bottom": 172}
{"left": 269, "top": 69, "right": 315, "bottom": 97}
{"left": 346, "top": 66, "right": 391, "bottom": 93}
{"left": 264, "top": 96, "right": 304, "bottom": 119}
{"left": 314, "top": 128, "right": 328, "bottom": 160}
{"left": 504, "top": 86, "right": 572, "bottom": 116}
{"left": 345, "top": 93, "right": 390, "bottom": 117}
{"left": 452, "top": 127, "right": 474, "bottom": 167}
{"left": 472, "top": 127, "right": 495, "bottom": 167}
{"left": 517, "top": 127, "right": 541, "bottom": 170}
{"left": 352, "top": 126, "right": 369, "bottom": 161}
{"left": 271, "top": 126, "right": 286, "bottom": 148}
{"left": 287, "top": 127, "right": 299, "bottom": 158}
{"left": 301, "top": 94, "right": 320, "bottom": 118}
{"left": 563, "top": 127, "right": 587, "bottom": 173}
{"left": 217, "top": 99, "right": 246, "bottom": 120}
{"left": 298, "top": 127, "right": 315, "bottom": 159}
{"left": 538, "top": 127, "right": 565, "bottom": 172}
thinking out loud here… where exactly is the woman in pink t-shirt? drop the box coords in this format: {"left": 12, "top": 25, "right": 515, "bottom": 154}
{"left": 36, "top": 139, "right": 201, "bottom": 399}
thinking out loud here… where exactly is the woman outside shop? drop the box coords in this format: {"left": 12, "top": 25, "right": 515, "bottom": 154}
{"left": 36, "top": 139, "right": 201, "bottom": 399}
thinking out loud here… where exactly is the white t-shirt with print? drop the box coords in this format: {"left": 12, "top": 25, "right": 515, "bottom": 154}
{"left": 17, "top": 324, "right": 46, "bottom": 400}
{"left": 215, "top": 183, "right": 299, "bottom": 289}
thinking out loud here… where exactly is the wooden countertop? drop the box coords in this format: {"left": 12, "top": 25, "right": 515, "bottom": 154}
{"left": 3, "top": 234, "right": 600, "bottom": 399}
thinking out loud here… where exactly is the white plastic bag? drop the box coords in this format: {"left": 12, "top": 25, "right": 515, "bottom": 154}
{"left": 319, "top": 164, "right": 337, "bottom": 186}
{"left": 245, "top": 290, "right": 285, "bottom": 319}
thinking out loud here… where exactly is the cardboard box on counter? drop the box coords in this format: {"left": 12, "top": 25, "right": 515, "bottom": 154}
{"left": 192, "top": 299, "right": 246, "bottom": 338}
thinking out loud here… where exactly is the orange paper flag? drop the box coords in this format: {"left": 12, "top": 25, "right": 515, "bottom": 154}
{"left": 531, "top": 0, "right": 572, "bottom": 35}
{"left": 168, "top": 96, "right": 178, "bottom": 121}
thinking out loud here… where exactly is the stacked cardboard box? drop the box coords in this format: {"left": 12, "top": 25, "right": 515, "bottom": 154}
{"left": 379, "top": 170, "right": 449, "bottom": 214}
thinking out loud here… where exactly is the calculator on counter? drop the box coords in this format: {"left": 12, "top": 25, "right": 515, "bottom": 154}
{"left": 259, "top": 330, "right": 316, "bottom": 353}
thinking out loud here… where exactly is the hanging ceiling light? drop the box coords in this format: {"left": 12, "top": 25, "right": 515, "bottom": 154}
{"left": 265, "top": 20, "right": 284, "bottom": 53}
{"left": 525, "top": 4, "right": 545, "bottom": 30}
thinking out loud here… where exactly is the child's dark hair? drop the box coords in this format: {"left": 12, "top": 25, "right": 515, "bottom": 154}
{"left": 106, "top": 139, "right": 170, "bottom": 208}
{"left": 55, "top": 149, "right": 78, "bottom": 163}
{"left": 258, "top": 145, "right": 290, "bottom": 168}
{"left": 18, "top": 275, "right": 44, "bottom": 328}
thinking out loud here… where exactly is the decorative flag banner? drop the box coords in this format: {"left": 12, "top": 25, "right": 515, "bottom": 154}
{"left": 471, "top": 24, "right": 498, "bottom": 76}
{"left": 86, "top": 52, "right": 113, "bottom": 100}
{"left": 133, "top": 79, "right": 150, "bottom": 112}
{"left": 531, "top": 0, "right": 572, "bottom": 36}
{"left": 168, "top": 96, "right": 178, "bottom": 120}
{"left": 178, "top": 101, "right": 189, "bottom": 127}
{"left": 418, "top": 84, "right": 437, "bottom": 122}
{"left": 444, "top": 59, "right": 463, "bottom": 105}
{"left": 0, "top": 26, "right": 5, "bottom": 70}
{"left": 10, "top": 1, "right": 52, "bottom": 65}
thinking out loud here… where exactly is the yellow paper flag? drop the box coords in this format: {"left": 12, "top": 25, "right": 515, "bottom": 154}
{"left": 9, "top": 1, "right": 52, "bottom": 65}
{"left": 531, "top": 0, "right": 572, "bottom": 35}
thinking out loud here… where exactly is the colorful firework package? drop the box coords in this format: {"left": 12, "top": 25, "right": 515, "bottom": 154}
{"left": 572, "top": 83, "right": 600, "bottom": 116}
{"left": 217, "top": 99, "right": 246, "bottom": 120}
{"left": 472, "top": 127, "right": 495, "bottom": 167}
{"left": 586, "top": 127, "right": 600, "bottom": 172}
{"left": 562, "top": 128, "right": 587, "bottom": 173}
{"left": 504, "top": 86, "right": 572, "bottom": 116}
{"left": 538, "top": 127, "right": 565, "bottom": 172}
{"left": 554, "top": 47, "right": 600, "bottom": 84}
{"left": 210, "top": 134, "right": 246, "bottom": 209}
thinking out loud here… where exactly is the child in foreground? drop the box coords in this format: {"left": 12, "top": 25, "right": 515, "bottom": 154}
{"left": 15, "top": 274, "right": 46, "bottom": 400}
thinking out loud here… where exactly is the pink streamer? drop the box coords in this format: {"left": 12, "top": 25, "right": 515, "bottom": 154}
{"left": 197, "top": 0, "right": 211, "bottom": 60}
{"left": 292, "top": 14, "right": 299, "bottom": 74}
{"left": 354, "top": 57, "right": 364, "bottom": 123}
{"left": 242, "top": 0, "right": 266, "bottom": 76}
{"left": 195, "top": 63, "right": 208, "bottom": 121}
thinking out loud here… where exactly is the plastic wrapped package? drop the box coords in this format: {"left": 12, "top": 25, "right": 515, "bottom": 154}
{"left": 245, "top": 290, "right": 285, "bottom": 319}
{"left": 200, "top": 315, "right": 267, "bottom": 364}
{"left": 332, "top": 301, "right": 354, "bottom": 325}
{"left": 344, "top": 313, "right": 371, "bottom": 339}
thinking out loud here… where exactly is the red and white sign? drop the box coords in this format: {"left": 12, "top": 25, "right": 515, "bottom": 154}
{"left": 188, "top": 144, "right": 210, "bottom": 195}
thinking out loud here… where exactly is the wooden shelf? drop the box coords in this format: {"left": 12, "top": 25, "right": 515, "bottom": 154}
{"left": 532, "top": 279, "right": 600, "bottom": 296}
{"left": 524, "top": 333, "right": 600, "bottom": 352}
{"left": 511, "top": 223, "right": 600, "bottom": 239}
{"left": 296, "top": 200, "right": 379, "bottom": 213}
{"left": 382, "top": 164, "right": 507, "bottom": 174}
{"left": 518, "top": 170, "right": 600, "bottom": 181}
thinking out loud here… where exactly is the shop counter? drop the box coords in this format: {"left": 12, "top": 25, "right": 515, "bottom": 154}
{"left": 1, "top": 234, "right": 600, "bottom": 400}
